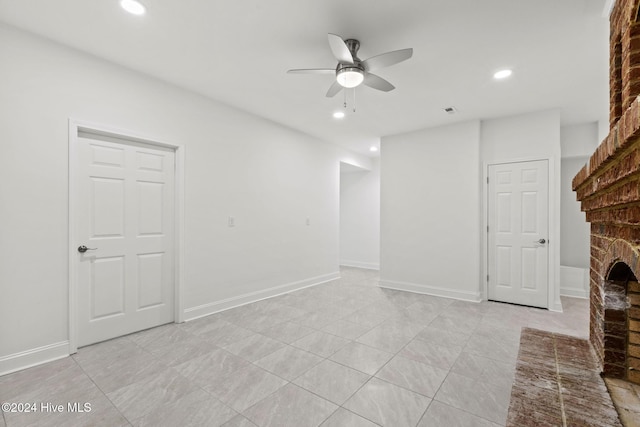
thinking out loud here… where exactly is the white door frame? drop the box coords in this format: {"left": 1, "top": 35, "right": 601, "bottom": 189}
{"left": 68, "top": 118, "right": 185, "bottom": 353}
{"left": 481, "top": 156, "right": 560, "bottom": 311}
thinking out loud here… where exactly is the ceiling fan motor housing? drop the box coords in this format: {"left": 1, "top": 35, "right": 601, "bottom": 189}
{"left": 342, "top": 39, "right": 363, "bottom": 66}
{"left": 335, "top": 38, "right": 365, "bottom": 88}
{"left": 344, "top": 39, "right": 361, "bottom": 58}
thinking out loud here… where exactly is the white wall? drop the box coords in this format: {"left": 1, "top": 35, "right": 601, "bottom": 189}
{"left": 598, "top": 118, "right": 609, "bottom": 143}
{"left": 379, "top": 109, "right": 564, "bottom": 310}
{"left": 481, "top": 109, "right": 562, "bottom": 310}
{"left": 340, "top": 160, "right": 380, "bottom": 269}
{"left": 0, "top": 24, "right": 368, "bottom": 373}
{"left": 559, "top": 122, "right": 599, "bottom": 298}
{"left": 561, "top": 122, "right": 599, "bottom": 159}
{"left": 480, "top": 110, "right": 561, "bottom": 163}
{"left": 380, "top": 121, "right": 482, "bottom": 301}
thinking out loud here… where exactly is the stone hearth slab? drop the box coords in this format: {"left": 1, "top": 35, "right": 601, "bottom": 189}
{"left": 507, "top": 328, "right": 623, "bottom": 427}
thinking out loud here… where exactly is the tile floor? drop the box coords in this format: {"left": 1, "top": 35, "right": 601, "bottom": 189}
{"left": 605, "top": 378, "right": 640, "bottom": 426}
{"left": 0, "top": 267, "right": 590, "bottom": 427}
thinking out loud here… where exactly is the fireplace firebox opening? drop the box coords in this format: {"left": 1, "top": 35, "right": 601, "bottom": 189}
{"left": 602, "top": 261, "right": 640, "bottom": 383}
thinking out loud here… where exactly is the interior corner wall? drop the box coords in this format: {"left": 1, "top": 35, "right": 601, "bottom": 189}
{"left": 339, "top": 160, "right": 380, "bottom": 270}
{"left": 380, "top": 120, "right": 482, "bottom": 301}
{"left": 561, "top": 123, "right": 599, "bottom": 158}
{"left": 0, "top": 24, "right": 345, "bottom": 373}
{"left": 480, "top": 109, "right": 563, "bottom": 310}
{"left": 559, "top": 156, "right": 591, "bottom": 298}
{"left": 558, "top": 122, "right": 598, "bottom": 298}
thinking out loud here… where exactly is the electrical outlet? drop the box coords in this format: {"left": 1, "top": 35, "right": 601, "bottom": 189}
{"left": 228, "top": 216, "right": 235, "bottom": 227}
{"left": 306, "top": 217, "right": 310, "bottom": 226}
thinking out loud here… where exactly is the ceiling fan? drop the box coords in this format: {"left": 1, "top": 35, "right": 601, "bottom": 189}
{"left": 288, "top": 34, "right": 413, "bottom": 97}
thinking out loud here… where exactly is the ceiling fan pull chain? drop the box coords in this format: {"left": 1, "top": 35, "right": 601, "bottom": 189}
{"left": 353, "top": 88, "right": 356, "bottom": 113}
{"left": 343, "top": 88, "right": 347, "bottom": 109}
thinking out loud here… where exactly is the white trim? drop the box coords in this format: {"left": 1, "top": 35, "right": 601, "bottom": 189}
{"left": 174, "top": 145, "right": 186, "bottom": 323}
{"left": 482, "top": 163, "right": 489, "bottom": 301}
{"left": 483, "top": 157, "right": 557, "bottom": 310}
{"left": 184, "top": 271, "right": 340, "bottom": 322}
{"left": 560, "top": 265, "right": 589, "bottom": 299}
{"left": 549, "top": 156, "right": 562, "bottom": 312}
{"left": 183, "top": 272, "right": 341, "bottom": 322}
{"left": 0, "top": 341, "right": 69, "bottom": 377}
{"left": 340, "top": 260, "right": 380, "bottom": 270}
{"left": 378, "top": 279, "right": 481, "bottom": 302}
{"left": 68, "top": 118, "right": 185, "bottom": 353}
{"left": 68, "top": 120, "right": 79, "bottom": 353}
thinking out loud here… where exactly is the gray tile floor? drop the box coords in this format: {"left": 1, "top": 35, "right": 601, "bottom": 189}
{"left": 0, "top": 267, "right": 589, "bottom": 427}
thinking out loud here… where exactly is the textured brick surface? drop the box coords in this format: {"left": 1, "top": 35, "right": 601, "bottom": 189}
{"left": 574, "top": 0, "right": 640, "bottom": 387}
{"left": 506, "top": 328, "right": 622, "bottom": 427}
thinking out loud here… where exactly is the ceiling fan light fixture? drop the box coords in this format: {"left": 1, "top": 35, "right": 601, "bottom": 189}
{"left": 336, "top": 67, "right": 364, "bottom": 88}
{"left": 120, "top": 0, "right": 146, "bottom": 15}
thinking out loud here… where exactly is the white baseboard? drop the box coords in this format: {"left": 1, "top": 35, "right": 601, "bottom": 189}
{"left": 339, "top": 260, "right": 380, "bottom": 270}
{"left": 183, "top": 271, "right": 341, "bottom": 322}
{"left": 550, "top": 298, "right": 564, "bottom": 313}
{"left": 378, "top": 279, "right": 481, "bottom": 302}
{"left": 0, "top": 273, "right": 344, "bottom": 376}
{"left": 0, "top": 341, "right": 69, "bottom": 377}
{"left": 560, "top": 265, "right": 589, "bottom": 299}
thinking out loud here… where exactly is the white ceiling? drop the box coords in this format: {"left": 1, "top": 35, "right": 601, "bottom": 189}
{"left": 0, "top": 0, "right": 610, "bottom": 156}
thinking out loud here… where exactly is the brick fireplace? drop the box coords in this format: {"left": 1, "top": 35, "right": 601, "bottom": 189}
{"left": 573, "top": 0, "right": 640, "bottom": 385}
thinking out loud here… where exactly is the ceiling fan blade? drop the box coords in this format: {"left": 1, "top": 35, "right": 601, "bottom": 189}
{"left": 362, "top": 48, "right": 413, "bottom": 72}
{"left": 364, "top": 73, "right": 395, "bottom": 92}
{"left": 328, "top": 33, "right": 354, "bottom": 64}
{"left": 326, "top": 80, "right": 343, "bottom": 97}
{"left": 287, "top": 68, "right": 335, "bottom": 74}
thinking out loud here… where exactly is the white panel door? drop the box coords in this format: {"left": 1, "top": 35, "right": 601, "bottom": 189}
{"left": 75, "top": 135, "right": 175, "bottom": 346}
{"left": 488, "top": 160, "right": 548, "bottom": 308}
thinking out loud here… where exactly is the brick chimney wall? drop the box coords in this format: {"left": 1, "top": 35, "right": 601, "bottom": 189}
{"left": 573, "top": 0, "right": 640, "bottom": 384}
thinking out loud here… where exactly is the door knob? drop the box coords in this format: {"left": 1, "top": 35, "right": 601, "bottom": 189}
{"left": 77, "top": 245, "right": 97, "bottom": 253}
{"left": 537, "top": 239, "right": 546, "bottom": 244}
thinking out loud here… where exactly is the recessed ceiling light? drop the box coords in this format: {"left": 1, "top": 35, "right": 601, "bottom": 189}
{"left": 120, "top": 0, "right": 146, "bottom": 15}
{"left": 333, "top": 111, "right": 345, "bottom": 119}
{"left": 493, "top": 69, "right": 512, "bottom": 79}
{"left": 370, "top": 146, "right": 378, "bottom": 152}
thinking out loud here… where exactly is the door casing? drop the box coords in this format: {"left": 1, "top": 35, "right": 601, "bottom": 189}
{"left": 68, "top": 119, "right": 185, "bottom": 353}
{"left": 482, "top": 157, "right": 560, "bottom": 311}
